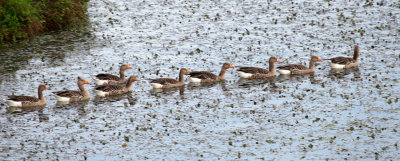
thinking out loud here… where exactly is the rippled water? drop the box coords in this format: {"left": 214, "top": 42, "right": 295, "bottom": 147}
{"left": 1, "top": 0, "right": 399, "bottom": 160}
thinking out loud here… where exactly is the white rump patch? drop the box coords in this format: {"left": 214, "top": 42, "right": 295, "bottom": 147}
{"left": 53, "top": 94, "right": 71, "bottom": 102}
{"left": 237, "top": 71, "right": 253, "bottom": 78}
{"left": 92, "top": 77, "right": 109, "bottom": 86}
{"left": 278, "top": 70, "right": 291, "bottom": 75}
{"left": 95, "top": 90, "right": 109, "bottom": 97}
{"left": 150, "top": 83, "right": 163, "bottom": 89}
{"left": 330, "top": 63, "right": 345, "bottom": 69}
{"left": 6, "top": 100, "right": 22, "bottom": 107}
{"left": 189, "top": 77, "right": 202, "bottom": 83}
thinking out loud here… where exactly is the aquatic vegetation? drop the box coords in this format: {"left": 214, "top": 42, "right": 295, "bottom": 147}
{"left": 0, "top": 0, "right": 89, "bottom": 44}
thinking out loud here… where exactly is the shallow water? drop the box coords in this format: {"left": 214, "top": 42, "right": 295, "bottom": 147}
{"left": 1, "top": 0, "right": 399, "bottom": 160}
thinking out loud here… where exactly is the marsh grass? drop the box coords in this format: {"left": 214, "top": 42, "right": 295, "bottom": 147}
{"left": 0, "top": 0, "right": 89, "bottom": 44}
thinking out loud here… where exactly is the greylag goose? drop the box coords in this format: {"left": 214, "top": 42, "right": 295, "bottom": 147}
{"left": 6, "top": 85, "right": 50, "bottom": 107}
{"left": 237, "top": 57, "right": 282, "bottom": 79}
{"left": 53, "top": 77, "right": 91, "bottom": 102}
{"left": 278, "top": 56, "right": 323, "bottom": 75}
{"left": 149, "top": 68, "right": 190, "bottom": 89}
{"left": 95, "top": 76, "right": 139, "bottom": 97}
{"left": 325, "top": 45, "right": 359, "bottom": 69}
{"left": 92, "top": 64, "right": 132, "bottom": 85}
{"left": 189, "top": 63, "right": 235, "bottom": 83}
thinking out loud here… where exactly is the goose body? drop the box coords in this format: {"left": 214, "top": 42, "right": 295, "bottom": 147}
{"left": 92, "top": 64, "right": 132, "bottom": 85}
{"left": 149, "top": 68, "right": 190, "bottom": 88}
{"left": 325, "top": 46, "right": 359, "bottom": 69}
{"left": 95, "top": 76, "right": 139, "bottom": 97}
{"left": 278, "top": 56, "right": 323, "bottom": 75}
{"left": 6, "top": 85, "right": 50, "bottom": 107}
{"left": 237, "top": 57, "right": 282, "bottom": 79}
{"left": 189, "top": 63, "right": 235, "bottom": 83}
{"left": 53, "top": 77, "right": 91, "bottom": 102}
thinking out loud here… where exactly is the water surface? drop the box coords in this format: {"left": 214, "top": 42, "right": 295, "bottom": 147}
{"left": 1, "top": 0, "right": 399, "bottom": 160}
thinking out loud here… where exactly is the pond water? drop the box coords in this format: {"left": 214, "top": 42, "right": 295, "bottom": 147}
{"left": 1, "top": 0, "right": 399, "bottom": 160}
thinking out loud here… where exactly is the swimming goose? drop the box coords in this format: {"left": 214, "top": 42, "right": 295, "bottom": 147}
{"left": 149, "top": 68, "right": 190, "bottom": 89}
{"left": 278, "top": 56, "right": 323, "bottom": 75}
{"left": 92, "top": 64, "right": 132, "bottom": 85}
{"left": 6, "top": 85, "right": 50, "bottom": 107}
{"left": 53, "top": 77, "right": 91, "bottom": 102}
{"left": 95, "top": 76, "right": 139, "bottom": 97}
{"left": 237, "top": 57, "right": 282, "bottom": 79}
{"left": 189, "top": 63, "right": 235, "bottom": 83}
{"left": 325, "top": 45, "right": 359, "bottom": 69}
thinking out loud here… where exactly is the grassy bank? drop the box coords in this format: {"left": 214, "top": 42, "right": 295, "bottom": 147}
{"left": 0, "top": 0, "right": 89, "bottom": 43}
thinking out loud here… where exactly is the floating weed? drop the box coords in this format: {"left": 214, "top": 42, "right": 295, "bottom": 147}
{"left": 122, "top": 143, "right": 127, "bottom": 147}
{"left": 370, "top": 133, "right": 375, "bottom": 139}
{"left": 245, "top": 29, "right": 250, "bottom": 35}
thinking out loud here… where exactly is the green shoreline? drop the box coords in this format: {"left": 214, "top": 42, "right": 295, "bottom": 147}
{"left": 0, "top": 0, "right": 89, "bottom": 44}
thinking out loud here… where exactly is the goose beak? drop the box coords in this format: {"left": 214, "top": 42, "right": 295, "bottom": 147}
{"left": 135, "top": 78, "right": 139, "bottom": 81}
{"left": 45, "top": 87, "right": 50, "bottom": 90}
{"left": 187, "top": 70, "right": 191, "bottom": 73}
{"left": 318, "top": 58, "right": 323, "bottom": 61}
{"left": 84, "top": 81, "right": 91, "bottom": 84}
{"left": 127, "top": 66, "right": 133, "bottom": 69}
{"left": 277, "top": 59, "right": 283, "bottom": 63}
{"left": 230, "top": 65, "right": 235, "bottom": 68}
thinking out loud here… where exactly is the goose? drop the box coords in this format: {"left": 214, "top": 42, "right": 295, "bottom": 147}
{"left": 278, "top": 56, "right": 323, "bottom": 75}
{"left": 189, "top": 63, "right": 235, "bottom": 83}
{"left": 92, "top": 64, "right": 132, "bottom": 85}
{"left": 325, "top": 45, "right": 359, "bottom": 69}
{"left": 95, "top": 76, "right": 139, "bottom": 97}
{"left": 6, "top": 85, "right": 50, "bottom": 107}
{"left": 237, "top": 57, "right": 282, "bottom": 79}
{"left": 149, "top": 68, "right": 190, "bottom": 89}
{"left": 53, "top": 77, "right": 91, "bottom": 102}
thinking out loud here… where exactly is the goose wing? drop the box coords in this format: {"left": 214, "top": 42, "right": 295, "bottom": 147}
{"left": 7, "top": 95, "right": 39, "bottom": 102}
{"left": 53, "top": 90, "right": 82, "bottom": 98}
{"left": 328, "top": 57, "right": 354, "bottom": 65}
{"left": 238, "top": 67, "right": 269, "bottom": 74}
{"left": 278, "top": 64, "right": 308, "bottom": 71}
{"left": 96, "top": 74, "right": 120, "bottom": 81}
{"left": 150, "top": 78, "right": 179, "bottom": 85}
{"left": 95, "top": 85, "right": 124, "bottom": 92}
{"left": 188, "top": 71, "right": 217, "bottom": 80}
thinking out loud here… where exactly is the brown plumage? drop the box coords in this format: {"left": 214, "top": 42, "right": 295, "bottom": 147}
{"left": 325, "top": 45, "right": 359, "bottom": 69}
{"left": 93, "top": 64, "right": 133, "bottom": 85}
{"left": 237, "top": 57, "right": 282, "bottom": 79}
{"left": 95, "top": 76, "right": 139, "bottom": 96}
{"left": 53, "top": 77, "right": 91, "bottom": 102}
{"left": 189, "top": 63, "right": 235, "bottom": 83}
{"left": 6, "top": 85, "right": 50, "bottom": 107}
{"left": 149, "top": 68, "right": 190, "bottom": 88}
{"left": 95, "top": 74, "right": 120, "bottom": 81}
{"left": 278, "top": 56, "right": 323, "bottom": 75}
